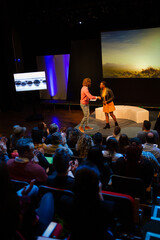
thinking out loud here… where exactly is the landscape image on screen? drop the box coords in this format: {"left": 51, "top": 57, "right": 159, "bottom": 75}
{"left": 101, "top": 27, "right": 160, "bottom": 78}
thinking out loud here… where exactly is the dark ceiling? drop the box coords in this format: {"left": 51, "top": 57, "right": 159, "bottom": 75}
{"left": 10, "top": 0, "right": 160, "bottom": 34}
{"left": 3, "top": 0, "right": 160, "bottom": 57}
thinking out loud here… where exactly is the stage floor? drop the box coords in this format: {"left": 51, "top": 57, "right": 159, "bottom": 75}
{"left": 75, "top": 111, "right": 158, "bottom": 139}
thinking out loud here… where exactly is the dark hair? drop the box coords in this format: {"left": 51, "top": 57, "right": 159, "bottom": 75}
{"left": 114, "top": 126, "right": 121, "bottom": 136}
{"left": 93, "top": 132, "right": 103, "bottom": 144}
{"left": 49, "top": 123, "right": 59, "bottom": 134}
{"left": 143, "top": 120, "right": 151, "bottom": 131}
{"left": 74, "top": 164, "right": 100, "bottom": 200}
{"left": 67, "top": 128, "right": 81, "bottom": 148}
{"left": 38, "top": 122, "right": 45, "bottom": 130}
{"left": 51, "top": 132, "right": 62, "bottom": 144}
{"left": 53, "top": 148, "right": 70, "bottom": 174}
{"left": 100, "top": 80, "right": 107, "bottom": 87}
{"left": 146, "top": 132, "right": 155, "bottom": 144}
{"left": 16, "top": 138, "right": 33, "bottom": 156}
{"left": 118, "top": 134, "right": 130, "bottom": 154}
{"left": 130, "top": 137, "right": 142, "bottom": 145}
{"left": 106, "top": 137, "right": 118, "bottom": 153}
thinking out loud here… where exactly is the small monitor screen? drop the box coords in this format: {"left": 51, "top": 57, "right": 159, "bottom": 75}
{"left": 14, "top": 71, "right": 47, "bottom": 92}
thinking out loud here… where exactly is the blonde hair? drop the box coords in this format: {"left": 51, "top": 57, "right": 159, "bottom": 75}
{"left": 76, "top": 134, "right": 93, "bottom": 158}
{"left": 82, "top": 78, "right": 91, "bottom": 87}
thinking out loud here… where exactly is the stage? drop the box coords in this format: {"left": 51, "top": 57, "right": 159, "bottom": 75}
{"left": 75, "top": 110, "right": 158, "bottom": 139}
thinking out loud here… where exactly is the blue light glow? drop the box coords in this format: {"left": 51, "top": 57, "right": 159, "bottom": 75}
{"left": 45, "top": 55, "right": 57, "bottom": 97}
{"left": 63, "top": 54, "right": 70, "bottom": 90}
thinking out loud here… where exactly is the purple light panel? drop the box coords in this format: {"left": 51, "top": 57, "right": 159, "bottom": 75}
{"left": 44, "top": 54, "right": 70, "bottom": 97}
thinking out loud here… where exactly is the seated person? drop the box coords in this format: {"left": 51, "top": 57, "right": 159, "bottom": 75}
{"left": 106, "top": 126, "right": 121, "bottom": 142}
{"left": 113, "top": 144, "right": 154, "bottom": 189}
{"left": 41, "top": 132, "right": 73, "bottom": 156}
{"left": 31, "top": 122, "right": 49, "bottom": 145}
{"left": 67, "top": 128, "right": 81, "bottom": 152}
{"left": 118, "top": 134, "right": 130, "bottom": 155}
{"left": 59, "top": 164, "right": 115, "bottom": 240}
{"left": 46, "top": 123, "right": 59, "bottom": 144}
{"left": 10, "top": 125, "right": 26, "bottom": 151}
{"left": 7, "top": 138, "right": 48, "bottom": 183}
{"left": 93, "top": 132, "right": 106, "bottom": 150}
{"left": 47, "top": 148, "right": 76, "bottom": 191}
{"left": 86, "top": 147, "right": 113, "bottom": 189}
{"left": 76, "top": 134, "right": 94, "bottom": 158}
{"left": 137, "top": 120, "right": 159, "bottom": 144}
{"left": 142, "top": 132, "right": 160, "bottom": 160}
{"left": 0, "top": 137, "right": 9, "bottom": 163}
{"left": 130, "top": 137, "right": 160, "bottom": 173}
{"left": 102, "top": 137, "right": 124, "bottom": 162}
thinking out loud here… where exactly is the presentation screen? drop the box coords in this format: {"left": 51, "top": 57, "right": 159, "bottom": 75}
{"left": 14, "top": 71, "right": 47, "bottom": 92}
{"left": 101, "top": 27, "right": 160, "bottom": 78}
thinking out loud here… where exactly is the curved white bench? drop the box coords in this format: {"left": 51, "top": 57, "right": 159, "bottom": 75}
{"left": 95, "top": 105, "right": 149, "bottom": 123}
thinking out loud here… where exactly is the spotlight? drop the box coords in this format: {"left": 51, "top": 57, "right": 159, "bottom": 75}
{"left": 78, "top": 21, "right": 82, "bottom": 24}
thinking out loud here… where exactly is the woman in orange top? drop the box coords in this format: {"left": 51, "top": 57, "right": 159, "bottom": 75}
{"left": 100, "top": 81, "right": 118, "bottom": 129}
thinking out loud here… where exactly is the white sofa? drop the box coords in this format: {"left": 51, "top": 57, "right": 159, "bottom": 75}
{"left": 95, "top": 105, "right": 149, "bottom": 123}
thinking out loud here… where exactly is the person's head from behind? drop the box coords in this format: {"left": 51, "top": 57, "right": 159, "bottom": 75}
{"left": 125, "top": 144, "right": 142, "bottom": 166}
{"left": 87, "top": 147, "right": 103, "bottom": 167}
{"left": 49, "top": 123, "right": 59, "bottom": 134}
{"left": 146, "top": 132, "right": 155, "bottom": 144}
{"left": 114, "top": 126, "right": 121, "bottom": 136}
{"left": 83, "top": 78, "right": 91, "bottom": 88}
{"left": 13, "top": 126, "right": 26, "bottom": 139}
{"left": 93, "top": 132, "right": 103, "bottom": 145}
{"left": 38, "top": 122, "right": 46, "bottom": 130}
{"left": 51, "top": 132, "right": 62, "bottom": 145}
{"left": 118, "top": 134, "right": 130, "bottom": 153}
{"left": 100, "top": 81, "right": 106, "bottom": 89}
{"left": 68, "top": 128, "right": 81, "bottom": 148}
{"left": 53, "top": 148, "right": 70, "bottom": 175}
{"left": 76, "top": 134, "right": 93, "bottom": 158}
{"left": 16, "top": 138, "right": 34, "bottom": 160}
{"left": 74, "top": 164, "right": 100, "bottom": 201}
{"left": 143, "top": 120, "right": 151, "bottom": 131}
{"left": 129, "top": 137, "right": 143, "bottom": 153}
{"left": 106, "top": 137, "right": 118, "bottom": 153}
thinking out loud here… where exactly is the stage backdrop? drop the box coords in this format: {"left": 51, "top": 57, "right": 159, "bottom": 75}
{"left": 36, "top": 54, "right": 70, "bottom": 100}
{"left": 67, "top": 38, "right": 160, "bottom": 107}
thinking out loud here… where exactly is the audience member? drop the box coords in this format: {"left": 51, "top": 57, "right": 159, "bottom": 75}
{"left": 31, "top": 122, "right": 49, "bottom": 144}
{"left": 102, "top": 137, "right": 124, "bottom": 162}
{"left": 118, "top": 134, "right": 130, "bottom": 154}
{"left": 130, "top": 137, "right": 160, "bottom": 173}
{"left": 41, "top": 132, "right": 73, "bottom": 156}
{"left": 76, "top": 133, "right": 94, "bottom": 158}
{"left": 0, "top": 137, "right": 9, "bottom": 162}
{"left": 67, "top": 128, "right": 81, "bottom": 150}
{"left": 46, "top": 123, "right": 59, "bottom": 144}
{"left": 114, "top": 144, "right": 154, "bottom": 188}
{"left": 10, "top": 125, "right": 26, "bottom": 151}
{"left": 93, "top": 132, "right": 106, "bottom": 150}
{"left": 47, "top": 148, "right": 75, "bottom": 190}
{"left": 107, "top": 126, "right": 121, "bottom": 142}
{"left": 59, "top": 164, "right": 115, "bottom": 240}
{"left": 142, "top": 132, "right": 160, "bottom": 160}
{"left": 87, "top": 148, "right": 113, "bottom": 188}
{"left": 7, "top": 138, "right": 48, "bottom": 183}
{"left": 137, "top": 120, "right": 159, "bottom": 144}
